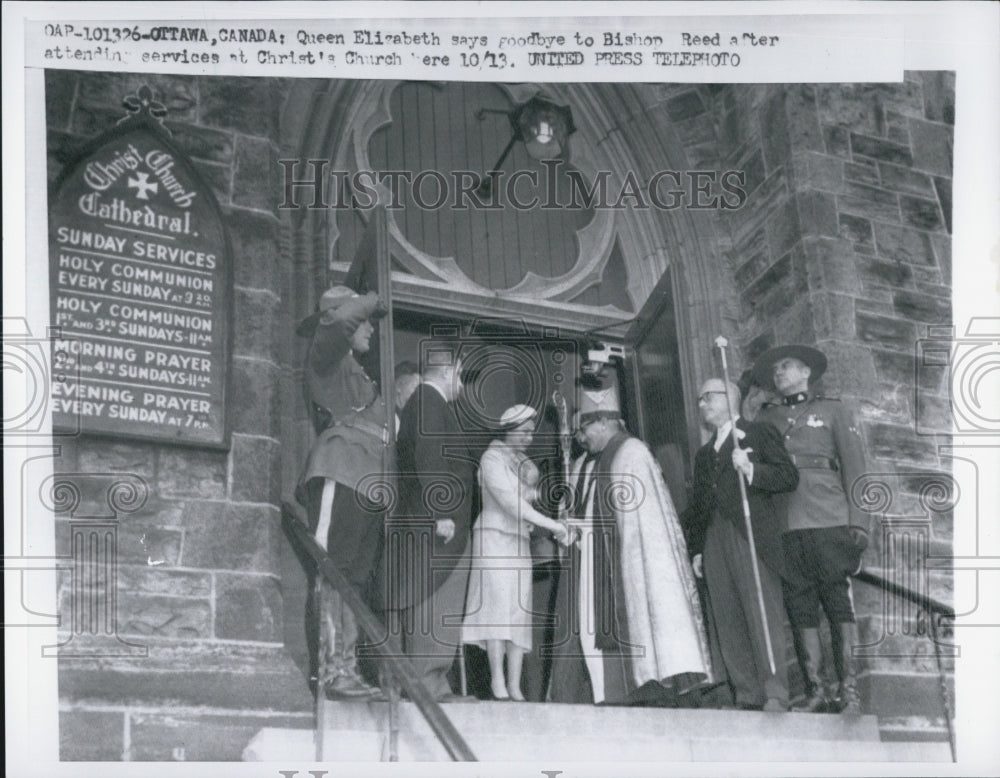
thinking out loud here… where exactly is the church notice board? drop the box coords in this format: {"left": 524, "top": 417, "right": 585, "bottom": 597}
{"left": 49, "top": 88, "right": 232, "bottom": 448}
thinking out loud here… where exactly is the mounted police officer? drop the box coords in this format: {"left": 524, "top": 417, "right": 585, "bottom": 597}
{"left": 753, "top": 345, "right": 870, "bottom": 715}
{"left": 296, "top": 285, "right": 389, "bottom": 701}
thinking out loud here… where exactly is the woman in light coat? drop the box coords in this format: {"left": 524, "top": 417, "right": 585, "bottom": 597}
{"left": 463, "top": 404, "right": 570, "bottom": 701}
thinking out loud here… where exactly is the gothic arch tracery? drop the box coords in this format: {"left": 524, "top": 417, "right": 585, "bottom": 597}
{"left": 281, "top": 79, "right": 730, "bottom": 375}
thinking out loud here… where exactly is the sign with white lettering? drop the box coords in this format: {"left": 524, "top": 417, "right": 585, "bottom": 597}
{"left": 49, "top": 87, "right": 232, "bottom": 448}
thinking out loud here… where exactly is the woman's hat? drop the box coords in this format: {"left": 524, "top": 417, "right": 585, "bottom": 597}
{"left": 499, "top": 404, "right": 537, "bottom": 430}
{"left": 751, "top": 344, "right": 828, "bottom": 390}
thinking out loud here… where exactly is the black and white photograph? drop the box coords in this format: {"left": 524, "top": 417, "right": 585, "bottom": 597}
{"left": 4, "top": 3, "right": 999, "bottom": 776}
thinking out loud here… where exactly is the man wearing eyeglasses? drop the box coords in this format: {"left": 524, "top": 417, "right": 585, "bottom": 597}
{"left": 681, "top": 378, "right": 799, "bottom": 712}
{"left": 549, "top": 381, "right": 712, "bottom": 706}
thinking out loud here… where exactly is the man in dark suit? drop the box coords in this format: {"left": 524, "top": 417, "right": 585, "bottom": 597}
{"left": 386, "top": 345, "right": 476, "bottom": 702}
{"left": 682, "top": 378, "right": 799, "bottom": 711}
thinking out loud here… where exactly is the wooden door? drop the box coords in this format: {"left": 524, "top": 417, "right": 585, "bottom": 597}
{"left": 344, "top": 205, "right": 396, "bottom": 453}
{"left": 622, "top": 267, "right": 692, "bottom": 512}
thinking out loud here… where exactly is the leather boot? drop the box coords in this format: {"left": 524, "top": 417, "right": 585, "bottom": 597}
{"left": 790, "top": 628, "right": 827, "bottom": 713}
{"left": 837, "top": 621, "right": 862, "bottom": 716}
{"left": 341, "top": 600, "right": 385, "bottom": 700}
{"left": 824, "top": 620, "right": 845, "bottom": 710}
{"left": 321, "top": 587, "right": 384, "bottom": 701}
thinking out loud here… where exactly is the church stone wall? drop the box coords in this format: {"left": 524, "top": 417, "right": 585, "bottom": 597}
{"left": 628, "top": 77, "right": 955, "bottom": 741}
{"left": 713, "top": 76, "right": 955, "bottom": 740}
{"left": 45, "top": 71, "right": 311, "bottom": 760}
{"left": 44, "top": 72, "right": 955, "bottom": 758}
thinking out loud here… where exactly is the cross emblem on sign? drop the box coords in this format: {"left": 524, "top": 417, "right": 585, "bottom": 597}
{"left": 127, "top": 172, "right": 159, "bottom": 200}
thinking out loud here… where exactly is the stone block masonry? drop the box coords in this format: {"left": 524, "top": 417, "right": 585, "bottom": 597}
{"left": 45, "top": 71, "right": 955, "bottom": 758}
{"left": 705, "top": 74, "right": 953, "bottom": 739}
{"left": 708, "top": 75, "right": 952, "bottom": 466}
{"left": 46, "top": 69, "right": 308, "bottom": 760}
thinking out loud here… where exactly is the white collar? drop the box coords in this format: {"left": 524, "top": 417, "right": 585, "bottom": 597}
{"left": 713, "top": 417, "right": 741, "bottom": 451}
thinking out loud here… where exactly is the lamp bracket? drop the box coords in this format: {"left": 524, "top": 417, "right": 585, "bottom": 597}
{"left": 474, "top": 107, "right": 510, "bottom": 121}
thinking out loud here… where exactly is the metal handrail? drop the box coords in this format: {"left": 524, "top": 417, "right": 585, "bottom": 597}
{"left": 853, "top": 568, "right": 954, "bottom": 618}
{"left": 284, "top": 505, "right": 953, "bottom": 762}
{"left": 281, "top": 501, "right": 478, "bottom": 762}
{"left": 851, "top": 566, "right": 955, "bottom": 761}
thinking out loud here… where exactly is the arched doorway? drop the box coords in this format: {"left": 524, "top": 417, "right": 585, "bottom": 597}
{"left": 276, "top": 79, "right": 734, "bottom": 682}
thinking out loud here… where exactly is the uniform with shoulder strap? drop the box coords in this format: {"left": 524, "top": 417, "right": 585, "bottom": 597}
{"left": 296, "top": 286, "right": 389, "bottom": 702}
{"left": 753, "top": 345, "right": 870, "bottom": 716}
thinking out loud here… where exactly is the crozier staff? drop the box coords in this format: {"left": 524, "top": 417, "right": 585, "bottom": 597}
{"left": 682, "top": 377, "right": 799, "bottom": 711}
{"left": 296, "top": 285, "right": 388, "bottom": 701}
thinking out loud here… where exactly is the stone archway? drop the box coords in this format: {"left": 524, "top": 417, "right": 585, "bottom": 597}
{"left": 274, "top": 79, "right": 739, "bottom": 680}
{"left": 279, "top": 79, "right": 735, "bottom": 420}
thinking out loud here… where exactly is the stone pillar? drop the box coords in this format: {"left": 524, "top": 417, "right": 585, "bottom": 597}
{"left": 709, "top": 76, "right": 954, "bottom": 739}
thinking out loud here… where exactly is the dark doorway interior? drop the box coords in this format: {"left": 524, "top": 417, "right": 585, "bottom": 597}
{"left": 388, "top": 308, "right": 589, "bottom": 450}
{"left": 283, "top": 305, "right": 594, "bottom": 696}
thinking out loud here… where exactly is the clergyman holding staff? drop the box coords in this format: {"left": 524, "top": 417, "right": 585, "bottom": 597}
{"left": 681, "top": 377, "right": 799, "bottom": 711}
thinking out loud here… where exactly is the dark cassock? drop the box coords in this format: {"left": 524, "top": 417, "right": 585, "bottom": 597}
{"left": 682, "top": 378, "right": 800, "bottom": 711}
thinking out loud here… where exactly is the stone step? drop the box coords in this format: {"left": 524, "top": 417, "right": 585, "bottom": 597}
{"left": 245, "top": 710, "right": 951, "bottom": 762}
{"left": 242, "top": 727, "right": 317, "bottom": 762}
{"left": 879, "top": 714, "right": 952, "bottom": 742}
{"left": 242, "top": 699, "right": 950, "bottom": 762}
{"left": 320, "top": 699, "right": 882, "bottom": 744}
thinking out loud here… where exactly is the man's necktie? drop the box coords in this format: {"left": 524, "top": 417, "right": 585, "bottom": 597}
{"left": 573, "top": 454, "right": 596, "bottom": 517}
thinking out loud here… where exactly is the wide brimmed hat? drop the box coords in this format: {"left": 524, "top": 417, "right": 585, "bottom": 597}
{"left": 296, "top": 286, "right": 386, "bottom": 337}
{"left": 578, "top": 382, "right": 621, "bottom": 423}
{"left": 499, "top": 403, "right": 537, "bottom": 430}
{"left": 296, "top": 286, "right": 356, "bottom": 337}
{"left": 736, "top": 368, "right": 757, "bottom": 402}
{"left": 751, "top": 344, "right": 827, "bottom": 390}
